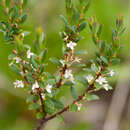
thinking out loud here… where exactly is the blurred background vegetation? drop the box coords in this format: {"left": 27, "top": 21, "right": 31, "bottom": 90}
{"left": 0, "top": 0, "right": 130, "bottom": 130}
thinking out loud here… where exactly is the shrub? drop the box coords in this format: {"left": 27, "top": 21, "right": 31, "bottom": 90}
{"left": 0, "top": 0, "right": 125, "bottom": 130}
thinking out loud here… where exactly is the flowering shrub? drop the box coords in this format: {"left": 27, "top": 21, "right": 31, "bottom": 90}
{"left": 0, "top": 0, "right": 125, "bottom": 130}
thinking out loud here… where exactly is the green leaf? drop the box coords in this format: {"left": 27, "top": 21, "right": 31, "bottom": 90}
{"left": 78, "top": 22, "right": 87, "bottom": 32}
{"left": 8, "top": 54, "right": 16, "bottom": 59}
{"left": 24, "top": 73, "right": 35, "bottom": 84}
{"left": 101, "top": 41, "right": 106, "bottom": 53}
{"left": 108, "top": 44, "right": 113, "bottom": 57}
{"left": 13, "top": 5, "right": 19, "bottom": 18}
{"left": 26, "top": 95, "right": 39, "bottom": 103}
{"left": 111, "top": 58, "right": 120, "bottom": 65}
{"left": 50, "top": 58, "right": 62, "bottom": 67}
{"left": 91, "top": 64, "right": 98, "bottom": 72}
{"left": 56, "top": 115, "right": 64, "bottom": 122}
{"left": 97, "top": 24, "right": 103, "bottom": 37}
{"left": 64, "top": 81, "right": 74, "bottom": 86}
{"left": 76, "top": 76, "right": 88, "bottom": 86}
{"left": 44, "top": 72, "right": 54, "bottom": 78}
{"left": 22, "top": 0, "right": 28, "bottom": 8}
{"left": 40, "top": 48, "right": 47, "bottom": 62}
{"left": 39, "top": 32, "right": 44, "bottom": 44}
{"left": 84, "top": 2, "right": 90, "bottom": 13}
{"left": 74, "top": 50, "right": 87, "bottom": 55}
{"left": 30, "top": 58, "right": 38, "bottom": 69}
{"left": 119, "top": 27, "right": 126, "bottom": 36}
{"left": 36, "top": 112, "right": 44, "bottom": 119}
{"left": 46, "top": 79, "right": 56, "bottom": 85}
{"left": 100, "top": 56, "right": 108, "bottom": 64}
{"left": 85, "top": 94, "right": 99, "bottom": 101}
{"left": 40, "top": 64, "right": 45, "bottom": 74}
{"left": 6, "top": 0, "right": 11, "bottom": 7}
{"left": 83, "top": 68, "right": 92, "bottom": 73}
{"left": 65, "top": 0, "right": 72, "bottom": 10}
{"left": 60, "top": 15, "right": 68, "bottom": 25}
{"left": 29, "top": 103, "right": 40, "bottom": 110}
{"left": 21, "top": 14, "right": 27, "bottom": 23}
{"left": 44, "top": 99, "right": 56, "bottom": 114}
{"left": 71, "top": 63, "right": 86, "bottom": 68}
{"left": 71, "top": 86, "right": 78, "bottom": 99}
{"left": 51, "top": 99, "right": 64, "bottom": 110}
{"left": 51, "top": 89, "right": 59, "bottom": 97}
{"left": 10, "top": 64, "right": 21, "bottom": 75}
{"left": 44, "top": 99, "right": 54, "bottom": 107}
{"left": 69, "top": 104, "right": 78, "bottom": 112}
{"left": 71, "top": 8, "right": 80, "bottom": 24}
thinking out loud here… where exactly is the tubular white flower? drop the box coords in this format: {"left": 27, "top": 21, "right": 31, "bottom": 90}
{"left": 13, "top": 57, "right": 21, "bottom": 63}
{"left": 32, "top": 81, "right": 39, "bottom": 91}
{"left": 86, "top": 74, "right": 94, "bottom": 83}
{"left": 41, "top": 93, "right": 45, "bottom": 99}
{"left": 67, "top": 41, "right": 77, "bottom": 50}
{"left": 27, "top": 49, "right": 34, "bottom": 59}
{"left": 109, "top": 70, "right": 115, "bottom": 77}
{"left": 76, "top": 103, "right": 82, "bottom": 111}
{"left": 96, "top": 76, "right": 107, "bottom": 85}
{"left": 64, "top": 70, "right": 72, "bottom": 79}
{"left": 13, "top": 80, "right": 24, "bottom": 88}
{"left": 74, "top": 57, "right": 81, "bottom": 63}
{"left": 64, "top": 70, "right": 75, "bottom": 83}
{"left": 46, "top": 84, "right": 53, "bottom": 93}
{"left": 103, "top": 84, "right": 109, "bottom": 91}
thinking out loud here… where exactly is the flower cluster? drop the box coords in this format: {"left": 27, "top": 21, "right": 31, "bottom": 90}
{"left": 14, "top": 80, "right": 24, "bottom": 88}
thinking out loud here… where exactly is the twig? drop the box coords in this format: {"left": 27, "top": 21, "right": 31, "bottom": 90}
{"left": 35, "top": 63, "right": 107, "bottom": 130}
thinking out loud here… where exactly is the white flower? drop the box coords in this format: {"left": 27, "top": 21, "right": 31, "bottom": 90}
{"left": 13, "top": 80, "right": 24, "bottom": 88}
{"left": 86, "top": 74, "right": 94, "bottom": 83}
{"left": 109, "top": 70, "right": 115, "bottom": 77}
{"left": 46, "top": 84, "right": 52, "bottom": 93}
{"left": 64, "top": 70, "right": 75, "bottom": 83}
{"left": 67, "top": 41, "right": 77, "bottom": 50}
{"left": 23, "top": 60, "right": 29, "bottom": 64}
{"left": 27, "top": 49, "right": 34, "bottom": 59}
{"left": 64, "top": 70, "right": 72, "bottom": 79}
{"left": 70, "top": 75, "right": 75, "bottom": 83}
{"left": 96, "top": 76, "right": 107, "bottom": 85}
{"left": 76, "top": 103, "right": 82, "bottom": 111}
{"left": 13, "top": 57, "right": 21, "bottom": 63}
{"left": 74, "top": 57, "right": 81, "bottom": 63}
{"left": 32, "top": 81, "right": 39, "bottom": 91}
{"left": 41, "top": 93, "right": 45, "bottom": 99}
{"left": 20, "top": 71, "right": 24, "bottom": 76}
{"left": 103, "top": 84, "right": 109, "bottom": 91}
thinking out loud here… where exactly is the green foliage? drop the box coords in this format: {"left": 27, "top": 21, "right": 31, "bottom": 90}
{"left": 71, "top": 86, "right": 78, "bottom": 99}
{"left": 69, "top": 104, "right": 78, "bottom": 112}
{"left": 85, "top": 94, "right": 99, "bottom": 101}
{"left": 50, "top": 58, "right": 62, "bottom": 67}
{"left": 0, "top": 0, "right": 126, "bottom": 128}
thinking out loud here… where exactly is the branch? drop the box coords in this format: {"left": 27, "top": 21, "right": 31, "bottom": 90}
{"left": 56, "top": 64, "right": 67, "bottom": 88}
{"left": 36, "top": 65, "right": 106, "bottom": 130}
